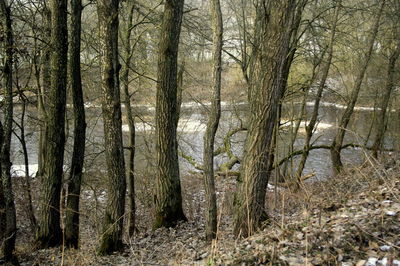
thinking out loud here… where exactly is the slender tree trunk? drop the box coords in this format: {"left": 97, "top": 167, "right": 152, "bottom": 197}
{"left": 121, "top": 1, "right": 137, "bottom": 237}
{"left": 371, "top": 40, "right": 400, "bottom": 158}
{"left": 203, "top": 0, "right": 223, "bottom": 241}
{"left": 15, "top": 96, "right": 37, "bottom": 230}
{"left": 234, "top": 0, "right": 298, "bottom": 237}
{"left": 97, "top": 0, "right": 127, "bottom": 255}
{"left": 65, "top": 0, "right": 86, "bottom": 249}
{"left": 0, "top": 123, "right": 4, "bottom": 245}
{"left": 36, "top": 0, "right": 68, "bottom": 248}
{"left": 176, "top": 61, "right": 185, "bottom": 125}
{"left": 0, "top": 0, "right": 18, "bottom": 262}
{"left": 153, "top": 0, "right": 187, "bottom": 229}
{"left": 330, "top": 0, "right": 385, "bottom": 173}
{"left": 37, "top": 7, "right": 51, "bottom": 179}
{"left": 296, "top": 1, "right": 340, "bottom": 179}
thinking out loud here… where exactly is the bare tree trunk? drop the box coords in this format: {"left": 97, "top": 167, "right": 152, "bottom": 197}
{"left": 97, "top": 0, "right": 127, "bottom": 255}
{"left": 371, "top": 40, "right": 400, "bottom": 158}
{"left": 0, "top": 124, "right": 4, "bottom": 245}
{"left": 234, "top": 0, "right": 298, "bottom": 237}
{"left": 65, "top": 0, "right": 86, "bottom": 249}
{"left": 0, "top": 0, "right": 18, "bottom": 262}
{"left": 176, "top": 61, "right": 185, "bottom": 125}
{"left": 203, "top": 0, "right": 223, "bottom": 241}
{"left": 36, "top": 0, "right": 68, "bottom": 249}
{"left": 13, "top": 93, "right": 37, "bottom": 230}
{"left": 121, "top": 1, "right": 136, "bottom": 237}
{"left": 330, "top": 0, "right": 385, "bottom": 173}
{"left": 153, "top": 0, "right": 187, "bottom": 229}
{"left": 37, "top": 6, "right": 51, "bottom": 179}
{"left": 296, "top": 1, "right": 340, "bottom": 179}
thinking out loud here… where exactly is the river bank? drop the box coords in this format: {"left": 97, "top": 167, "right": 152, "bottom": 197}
{"left": 9, "top": 153, "right": 400, "bottom": 265}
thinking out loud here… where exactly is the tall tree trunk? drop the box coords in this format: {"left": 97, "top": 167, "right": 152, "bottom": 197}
{"left": 36, "top": 0, "right": 68, "bottom": 248}
{"left": 97, "top": 0, "right": 127, "bottom": 255}
{"left": 37, "top": 7, "right": 51, "bottom": 179}
{"left": 330, "top": 0, "right": 385, "bottom": 173}
{"left": 65, "top": 0, "right": 86, "bottom": 249}
{"left": 203, "top": 0, "right": 223, "bottom": 241}
{"left": 234, "top": 0, "right": 298, "bottom": 237}
{"left": 296, "top": 1, "right": 340, "bottom": 179}
{"left": 0, "top": 123, "right": 4, "bottom": 246}
{"left": 121, "top": 1, "right": 136, "bottom": 237}
{"left": 153, "top": 0, "right": 186, "bottom": 229}
{"left": 0, "top": 0, "right": 18, "bottom": 262}
{"left": 371, "top": 40, "right": 400, "bottom": 158}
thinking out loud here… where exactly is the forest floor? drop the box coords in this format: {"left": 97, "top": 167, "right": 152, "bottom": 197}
{"left": 10, "top": 153, "right": 400, "bottom": 265}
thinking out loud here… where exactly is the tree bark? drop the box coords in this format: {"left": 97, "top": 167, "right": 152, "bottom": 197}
{"left": 234, "top": 0, "right": 298, "bottom": 237}
{"left": 371, "top": 40, "right": 400, "bottom": 158}
{"left": 0, "top": 123, "right": 4, "bottom": 246}
{"left": 203, "top": 0, "right": 223, "bottom": 241}
{"left": 296, "top": 1, "right": 340, "bottom": 179}
{"left": 36, "top": 0, "right": 68, "bottom": 249}
{"left": 153, "top": 0, "right": 187, "bottom": 229}
{"left": 65, "top": 0, "right": 86, "bottom": 249}
{"left": 0, "top": 0, "right": 18, "bottom": 262}
{"left": 330, "top": 0, "right": 385, "bottom": 174}
{"left": 97, "top": 0, "right": 127, "bottom": 255}
{"left": 121, "top": 1, "right": 136, "bottom": 237}
{"left": 37, "top": 6, "right": 51, "bottom": 179}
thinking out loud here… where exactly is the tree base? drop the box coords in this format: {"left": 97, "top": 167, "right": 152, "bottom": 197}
{"left": 36, "top": 229, "right": 62, "bottom": 249}
{"left": 153, "top": 208, "right": 187, "bottom": 229}
{"left": 97, "top": 233, "right": 124, "bottom": 256}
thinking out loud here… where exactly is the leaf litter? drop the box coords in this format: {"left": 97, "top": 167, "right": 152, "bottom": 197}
{"left": 10, "top": 155, "right": 400, "bottom": 265}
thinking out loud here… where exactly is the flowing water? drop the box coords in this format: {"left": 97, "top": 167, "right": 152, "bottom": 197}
{"left": 10, "top": 102, "right": 400, "bottom": 180}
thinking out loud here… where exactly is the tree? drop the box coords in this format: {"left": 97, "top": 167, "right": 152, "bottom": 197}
{"left": 14, "top": 88, "right": 37, "bottom": 230}
{"left": 372, "top": 3, "right": 400, "bottom": 158}
{"left": 0, "top": 0, "right": 18, "bottom": 262}
{"left": 296, "top": 0, "right": 341, "bottom": 180}
{"left": 97, "top": 0, "right": 127, "bottom": 255}
{"left": 121, "top": 1, "right": 137, "bottom": 237}
{"left": 203, "top": 0, "right": 222, "bottom": 241}
{"left": 233, "top": 0, "right": 299, "bottom": 237}
{"left": 0, "top": 122, "right": 4, "bottom": 248}
{"left": 36, "top": 0, "right": 68, "bottom": 248}
{"left": 65, "top": 0, "right": 86, "bottom": 249}
{"left": 330, "top": 0, "right": 385, "bottom": 173}
{"left": 37, "top": 4, "right": 51, "bottom": 179}
{"left": 153, "top": 0, "right": 187, "bottom": 229}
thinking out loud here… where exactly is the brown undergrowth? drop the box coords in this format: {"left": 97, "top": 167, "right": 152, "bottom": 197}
{"left": 211, "top": 154, "right": 400, "bottom": 265}
{"left": 8, "top": 153, "right": 400, "bottom": 265}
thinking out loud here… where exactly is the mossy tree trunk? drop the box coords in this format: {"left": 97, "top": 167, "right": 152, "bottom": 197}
{"left": 153, "top": 0, "right": 187, "bottom": 229}
{"left": 65, "top": 0, "right": 86, "bottom": 249}
{"left": 203, "top": 0, "right": 223, "bottom": 241}
{"left": 0, "top": 0, "right": 18, "bottom": 262}
{"left": 36, "top": 0, "right": 68, "bottom": 249}
{"left": 97, "top": 0, "right": 127, "bottom": 255}
{"left": 330, "top": 0, "right": 385, "bottom": 174}
{"left": 233, "top": 0, "right": 298, "bottom": 238}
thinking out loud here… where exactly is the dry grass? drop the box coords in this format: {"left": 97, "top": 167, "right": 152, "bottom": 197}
{"left": 9, "top": 151, "right": 400, "bottom": 265}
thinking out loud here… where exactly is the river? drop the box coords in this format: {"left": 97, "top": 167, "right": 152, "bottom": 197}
{"left": 9, "top": 102, "right": 399, "bottom": 180}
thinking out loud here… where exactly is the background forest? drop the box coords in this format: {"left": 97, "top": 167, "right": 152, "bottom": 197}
{"left": 0, "top": 0, "right": 399, "bottom": 265}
